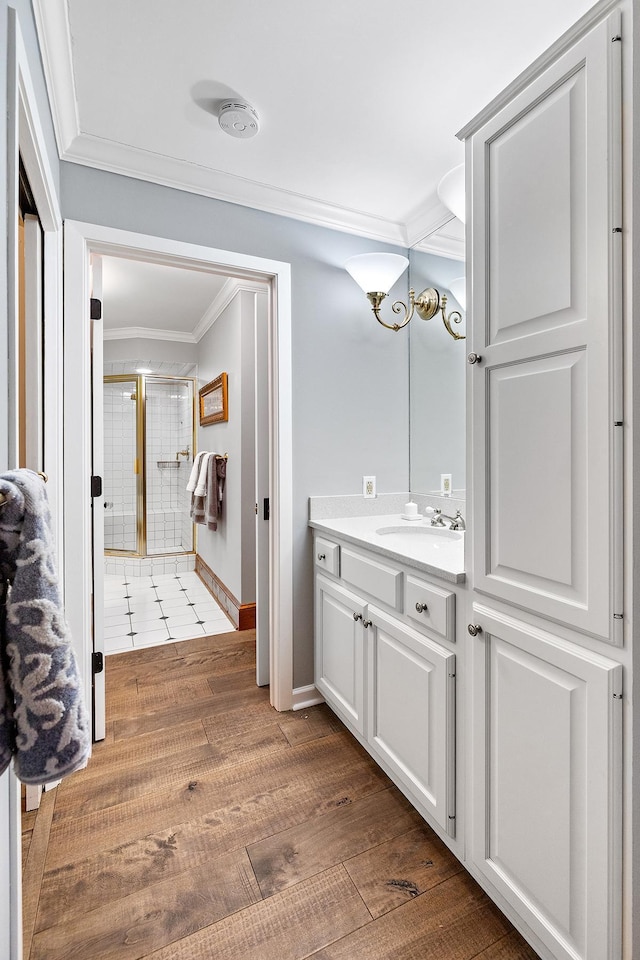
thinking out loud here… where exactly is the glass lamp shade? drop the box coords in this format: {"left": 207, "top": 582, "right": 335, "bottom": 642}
{"left": 437, "top": 164, "right": 465, "bottom": 224}
{"left": 345, "top": 252, "right": 409, "bottom": 294}
{"left": 449, "top": 276, "right": 466, "bottom": 311}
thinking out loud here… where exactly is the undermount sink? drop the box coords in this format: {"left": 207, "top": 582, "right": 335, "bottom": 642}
{"left": 376, "top": 524, "right": 462, "bottom": 541}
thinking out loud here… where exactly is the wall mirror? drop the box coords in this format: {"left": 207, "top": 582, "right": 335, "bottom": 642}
{"left": 408, "top": 247, "right": 466, "bottom": 496}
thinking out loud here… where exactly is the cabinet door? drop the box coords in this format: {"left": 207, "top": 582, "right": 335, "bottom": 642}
{"left": 367, "top": 607, "right": 456, "bottom": 836}
{"left": 470, "top": 604, "right": 622, "bottom": 960}
{"left": 468, "top": 12, "right": 622, "bottom": 642}
{"left": 315, "top": 574, "right": 366, "bottom": 735}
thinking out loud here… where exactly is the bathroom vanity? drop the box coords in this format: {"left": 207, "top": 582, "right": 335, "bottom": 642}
{"left": 311, "top": 512, "right": 464, "bottom": 842}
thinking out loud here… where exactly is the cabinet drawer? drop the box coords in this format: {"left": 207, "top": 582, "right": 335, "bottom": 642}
{"left": 341, "top": 548, "right": 402, "bottom": 610}
{"left": 405, "top": 575, "right": 455, "bottom": 641}
{"left": 315, "top": 537, "right": 340, "bottom": 576}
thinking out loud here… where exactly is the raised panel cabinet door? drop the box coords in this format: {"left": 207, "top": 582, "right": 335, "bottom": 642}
{"left": 367, "top": 607, "right": 456, "bottom": 837}
{"left": 467, "top": 11, "right": 622, "bottom": 642}
{"left": 314, "top": 574, "right": 366, "bottom": 735}
{"left": 470, "top": 604, "right": 622, "bottom": 960}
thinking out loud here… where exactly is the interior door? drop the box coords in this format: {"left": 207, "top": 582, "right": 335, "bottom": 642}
{"left": 90, "top": 255, "right": 106, "bottom": 741}
{"left": 255, "top": 291, "right": 269, "bottom": 685}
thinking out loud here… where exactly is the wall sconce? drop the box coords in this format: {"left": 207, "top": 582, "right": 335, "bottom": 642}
{"left": 345, "top": 252, "right": 465, "bottom": 339}
{"left": 437, "top": 164, "right": 466, "bottom": 223}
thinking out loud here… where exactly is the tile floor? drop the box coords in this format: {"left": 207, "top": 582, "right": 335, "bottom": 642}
{"left": 103, "top": 571, "right": 234, "bottom": 655}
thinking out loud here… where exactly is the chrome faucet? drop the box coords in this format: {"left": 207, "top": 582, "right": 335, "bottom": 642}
{"left": 430, "top": 508, "right": 465, "bottom": 531}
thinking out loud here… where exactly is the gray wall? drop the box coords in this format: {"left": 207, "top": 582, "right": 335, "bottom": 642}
{"left": 196, "top": 290, "right": 257, "bottom": 605}
{"left": 61, "top": 162, "right": 410, "bottom": 687}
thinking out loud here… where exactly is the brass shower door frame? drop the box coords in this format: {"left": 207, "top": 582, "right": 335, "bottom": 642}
{"left": 103, "top": 374, "right": 197, "bottom": 558}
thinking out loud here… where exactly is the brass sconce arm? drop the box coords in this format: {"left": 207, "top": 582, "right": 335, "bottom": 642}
{"left": 367, "top": 291, "right": 415, "bottom": 331}
{"left": 367, "top": 287, "right": 465, "bottom": 339}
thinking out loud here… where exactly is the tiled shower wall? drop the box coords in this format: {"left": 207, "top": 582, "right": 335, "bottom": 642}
{"left": 104, "top": 376, "right": 194, "bottom": 556}
{"left": 145, "top": 379, "right": 193, "bottom": 554}
{"left": 104, "top": 380, "right": 137, "bottom": 551}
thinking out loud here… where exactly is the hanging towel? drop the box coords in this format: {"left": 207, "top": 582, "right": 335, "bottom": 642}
{"left": 193, "top": 452, "right": 212, "bottom": 497}
{"left": 186, "top": 451, "right": 208, "bottom": 493}
{"left": 0, "top": 470, "right": 90, "bottom": 784}
{"left": 206, "top": 455, "right": 226, "bottom": 531}
{"left": 190, "top": 453, "right": 212, "bottom": 525}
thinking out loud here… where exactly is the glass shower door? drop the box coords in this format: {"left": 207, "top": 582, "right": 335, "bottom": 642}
{"left": 103, "top": 377, "right": 139, "bottom": 553}
{"left": 144, "top": 377, "right": 195, "bottom": 555}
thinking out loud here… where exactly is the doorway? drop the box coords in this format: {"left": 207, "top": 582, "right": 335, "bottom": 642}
{"left": 63, "top": 222, "right": 294, "bottom": 738}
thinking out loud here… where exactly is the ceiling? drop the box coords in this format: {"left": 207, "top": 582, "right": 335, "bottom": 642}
{"left": 34, "top": 0, "right": 594, "bottom": 254}
{"left": 101, "top": 256, "right": 231, "bottom": 340}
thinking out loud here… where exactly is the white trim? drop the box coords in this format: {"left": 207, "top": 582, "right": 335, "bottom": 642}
{"left": 30, "top": 0, "right": 79, "bottom": 156}
{"left": 193, "top": 278, "right": 268, "bottom": 342}
{"left": 292, "top": 685, "right": 325, "bottom": 711}
{"left": 4, "top": 11, "right": 64, "bottom": 960}
{"left": 63, "top": 221, "right": 294, "bottom": 714}
{"left": 32, "top": 1, "right": 409, "bottom": 246}
{"left": 412, "top": 233, "right": 465, "bottom": 262}
{"left": 65, "top": 134, "right": 410, "bottom": 246}
{"left": 103, "top": 326, "right": 197, "bottom": 343}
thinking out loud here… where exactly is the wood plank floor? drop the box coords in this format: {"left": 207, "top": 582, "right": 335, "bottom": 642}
{"left": 22, "top": 629, "right": 540, "bottom": 960}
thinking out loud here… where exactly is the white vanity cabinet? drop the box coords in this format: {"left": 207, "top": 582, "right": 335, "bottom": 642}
{"left": 313, "top": 536, "right": 458, "bottom": 837}
{"left": 366, "top": 605, "right": 456, "bottom": 837}
{"left": 315, "top": 575, "right": 366, "bottom": 735}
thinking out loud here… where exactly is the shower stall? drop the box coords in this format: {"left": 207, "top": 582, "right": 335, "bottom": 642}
{"left": 103, "top": 375, "right": 196, "bottom": 557}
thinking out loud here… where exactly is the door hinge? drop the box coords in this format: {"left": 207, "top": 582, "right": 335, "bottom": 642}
{"left": 92, "top": 651, "right": 104, "bottom": 674}
{"left": 90, "top": 297, "right": 102, "bottom": 320}
{"left": 263, "top": 497, "right": 270, "bottom": 521}
{"left": 91, "top": 475, "right": 103, "bottom": 498}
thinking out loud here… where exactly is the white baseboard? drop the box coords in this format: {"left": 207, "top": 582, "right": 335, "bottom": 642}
{"left": 292, "top": 684, "right": 324, "bottom": 711}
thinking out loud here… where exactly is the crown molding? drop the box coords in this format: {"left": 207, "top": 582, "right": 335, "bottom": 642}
{"left": 63, "top": 132, "right": 410, "bottom": 245}
{"left": 31, "top": 0, "right": 80, "bottom": 156}
{"left": 103, "top": 326, "right": 197, "bottom": 343}
{"left": 32, "top": 0, "right": 466, "bottom": 256}
{"left": 413, "top": 232, "right": 465, "bottom": 261}
{"left": 192, "top": 278, "right": 267, "bottom": 342}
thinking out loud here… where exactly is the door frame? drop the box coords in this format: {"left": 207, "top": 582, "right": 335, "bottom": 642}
{"left": 63, "top": 221, "right": 294, "bottom": 722}
{"left": 4, "top": 11, "right": 64, "bottom": 960}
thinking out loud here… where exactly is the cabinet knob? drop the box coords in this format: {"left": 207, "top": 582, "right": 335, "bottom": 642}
{"left": 363, "top": 619, "right": 372, "bottom": 629}
{"left": 467, "top": 352, "right": 482, "bottom": 365}
{"left": 317, "top": 553, "right": 326, "bottom": 561}
{"left": 415, "top": 602, "right": 428, "bottom": 614}
{"left": 467, "top": 623, "right": 483, "bottom": 637}
{"left": 353, "top": 612, "right": 363, "bottom": 622}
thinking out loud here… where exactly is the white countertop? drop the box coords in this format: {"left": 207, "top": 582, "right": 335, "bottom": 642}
{"left": 310, "top": 514, "right": 466, "bottom": 584}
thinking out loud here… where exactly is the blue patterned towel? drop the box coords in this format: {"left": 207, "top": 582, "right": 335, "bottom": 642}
{"left": 0, "top": 470, "right": 90, "bottom": 784}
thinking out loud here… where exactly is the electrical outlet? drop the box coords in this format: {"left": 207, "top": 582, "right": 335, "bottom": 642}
{"left": 363, "top": 475, "right": 376, "bottom": 498}
{"left": 441, "top": 473, "right": 452, "bottom": 497}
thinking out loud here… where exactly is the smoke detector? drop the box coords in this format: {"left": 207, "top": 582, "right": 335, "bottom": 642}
{"left": 218, "top": 100, "right": 260, "bottom": 139}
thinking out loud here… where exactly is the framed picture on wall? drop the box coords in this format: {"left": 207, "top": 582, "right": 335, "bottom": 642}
{"left": 199, "top": 373, "right": 228, "bottom": 425}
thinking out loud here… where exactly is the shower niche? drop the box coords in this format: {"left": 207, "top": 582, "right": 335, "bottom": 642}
{"left": 103, "top": 375, "right": 196, "bottom": 557}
